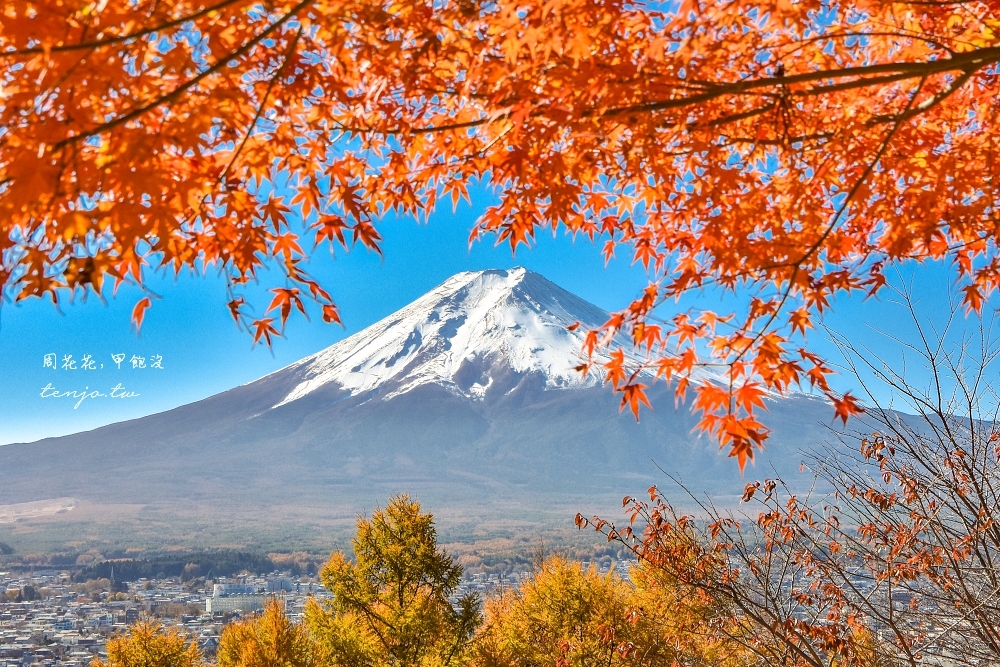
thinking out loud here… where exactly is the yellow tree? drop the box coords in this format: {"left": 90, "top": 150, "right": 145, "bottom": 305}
{"left": 474, "top": 555, "right": 749, "bottom": 667}
{"left": 217, "top": 599, "right": 323, "bottom": 667}
{"left": 92, "top": 620, "right": 202, "bottom": 667}
{"left": 304, "top": 495, "right": 481, "bottom": 667}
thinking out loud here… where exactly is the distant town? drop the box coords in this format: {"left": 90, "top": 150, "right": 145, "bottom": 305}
{"left": 0, "top": 561, "right": 632, "bottom": 667}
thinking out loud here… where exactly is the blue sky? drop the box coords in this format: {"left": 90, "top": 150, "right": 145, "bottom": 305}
{"left": 0, "top": 187, "right": 982, "bottom": 445}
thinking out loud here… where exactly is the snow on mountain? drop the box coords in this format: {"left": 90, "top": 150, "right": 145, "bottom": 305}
{"left": 270, "top": 268, "right": 733, "bottom": 407}
{"left": 274, "top": 268, "right": 625, "bottom": 406}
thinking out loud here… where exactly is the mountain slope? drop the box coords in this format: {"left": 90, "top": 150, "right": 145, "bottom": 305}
{"left": 273, "top": 267, "right": 620, "bottom": 404}
{"left": 0, "top": 268, "right": 836, "bottom": 550}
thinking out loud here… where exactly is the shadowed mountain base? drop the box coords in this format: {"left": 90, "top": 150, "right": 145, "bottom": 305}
{"left": 0, "top": 379, "right": 836, "bottom": 552}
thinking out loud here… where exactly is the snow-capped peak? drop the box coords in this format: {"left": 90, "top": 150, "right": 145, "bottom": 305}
{"left": 273, "top": 268, "right": 619, "bottom": 406}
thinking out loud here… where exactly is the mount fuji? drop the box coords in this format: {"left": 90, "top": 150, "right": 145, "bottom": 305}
{"left": 0, "top": 268, "right": 837, "bottom": 549}
{"left": 267, "top": 267, "right": 721, "bottom": 406}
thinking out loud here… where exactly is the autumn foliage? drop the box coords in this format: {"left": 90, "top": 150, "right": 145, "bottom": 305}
{"left": 96, "top": 485, "right": 964, "bottom": 667}
{"left": 218, "top": 599, "right": 323, "bottom": 667}
{"left": 578, "top": 309, "right": 1000, "bottom": 667}
{"left": 92, "top": 619, "right": 203, "bottom": 667}
{"left": 4, "top": 0, "right": 1000, "bottom": 463}
{"left": 473, "top": 556, "right": 746, "bottom": 667}
{"left": 305, "top": 495, "right": 481, "bottom": 667}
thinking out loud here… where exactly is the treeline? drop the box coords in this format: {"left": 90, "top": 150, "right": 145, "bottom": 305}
{"left": 1, "top": 551, "right": 110, "bottom": 569}
{"left": 74, "top": 550, "right": 311, "bottom": 583}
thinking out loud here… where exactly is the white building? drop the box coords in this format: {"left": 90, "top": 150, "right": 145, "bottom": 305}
{"left": 266, "top": 578, "right": 293, "bottom": 593}
{"left": 206, "top": 595, "right": 285, "bottom": 614}
{"left": 211, "top": 584, "right": 255, "bottom": 597}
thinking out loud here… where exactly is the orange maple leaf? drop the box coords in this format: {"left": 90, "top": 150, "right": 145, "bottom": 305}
{"left": 251, "top": 318, "right": 281, "bottom": 348}
{"left": 620, "top": 383, "right": 652, "bottom": 420}
{"left": 132, "top": 297, "right": 152, "bottom": 335}
{"left": 832, "top": 393, "right": 863, "bottom": 425}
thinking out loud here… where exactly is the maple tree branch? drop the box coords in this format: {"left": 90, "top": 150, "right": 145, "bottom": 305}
{"left": 722, "top": 132, "right": 836, "bottom": 146}
{"left": 698, "top": 102, "right": 777, "bottom": 127}
{"left": 326, "top": 28, "right": 995, "bottom": 155}
{"left": 777, "top": 29, "right": 960, "bottom": 59}
{"left": 52, "top": 0, "right": 312, "bottom": 151}
{"left": 795, "top": 70, "right": 927, "bottom": 97}
{"left": 217, "top": 26, "right": 304, "bottom": 186}
{"left": 721, "top": 78, "right": 926, "bottom": 371}
{"left": 412, "top": 116, "right": 499, "bottom": 133}
{"left": 365, "top": 47, "right": 996, "bottom": 139}
{"left": 3, "top": 0, "right": 254, "bottom": 57}
{"left": 872, "top": 67, "right": 977, "bottom": 124}
{"left": 794, "top": 76, "right": 927, "bottom": 267}
{"left": 605, "top": 46, "right": 999, "bottom": 117}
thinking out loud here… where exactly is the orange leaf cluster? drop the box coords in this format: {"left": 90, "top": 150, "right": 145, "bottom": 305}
{"left": 3, "top": 0, "right": 998, "bottom": 460}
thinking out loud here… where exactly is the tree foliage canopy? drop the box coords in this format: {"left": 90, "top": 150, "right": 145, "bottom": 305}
{"left": 305, "top": 495, "right": 481, "bottom": 667}
{"left": 4, "top": 0, "right": 999, "bottom": 463}
{"left": 92, "top": 620, "right": 203, "bottom": 667}
{"left": 474, "top": 555, "right": 745, "bottom": 667}
{"left": 218, "top": 599, "right": 323, "bottom": 667}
